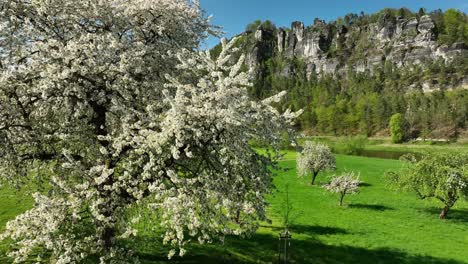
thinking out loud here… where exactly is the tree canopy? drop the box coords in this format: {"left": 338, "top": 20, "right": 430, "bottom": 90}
{"left": 0, "top": 1, "right": 300, "bottom": 262}
{"left": 387, "top": 153, "right": 468, "bottom": 219}
{"left": 297, "top": 141, "right": 336, "bottom": 185}
{"left": 390, "top": 113, "right": 405, "bottom": 143}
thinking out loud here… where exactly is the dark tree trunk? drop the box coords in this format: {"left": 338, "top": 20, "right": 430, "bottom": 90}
{"left": 103, "top": 226, "right": 115, "bottom": 249}
{"left": 339, "top": 193, "right": 345, "bottom": 206}
{"left": 235, "top": 210, "right": 240, "bottom": 224}
{"left": 89, "top": 101, "right": 110, "bottom": 147}
{"left": 439, "top": 206, "right": 450, "bottom": 219}
{"left": 311, "top": 171, "right": 319, "bottom": 185}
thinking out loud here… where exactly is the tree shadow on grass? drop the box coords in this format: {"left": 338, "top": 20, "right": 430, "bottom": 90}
{"left": 290, "top": 224, "right": 348, "bottom": 236}
{"left": 259, "top": 224, "right": 347, "bottom": 236}
{"left": 133, "top": 230, "right": 463, "bottom": 264}
{"left": 422, "top": 207, "right": 468, "bottom": 223}
{"left": 359, "top": 182, "right": 372, "bottom": 187}
{"left": 349, "top": 203, "right": 394, "bottom": 211}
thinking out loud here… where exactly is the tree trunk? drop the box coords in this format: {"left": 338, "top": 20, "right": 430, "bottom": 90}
{"left": 311, "top": 171, "right": 319, "bottom": 185}
{"left": 439, "top": 206, "right": 450, "bottom": 219}
{"left": 103, "top": 226, "right": 115, "bottom": 249}
{"left": 339, "top": 193, "right": 345, "bottom": 206}
{"left": 235, "top": 210, "right": 240, "bottom": 224}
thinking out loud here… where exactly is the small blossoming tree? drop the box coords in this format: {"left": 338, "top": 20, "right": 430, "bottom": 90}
{"left": 0, "top": 0, "right": 301, "bottom": 262}
{"left": 324, "top": 173, "right": 360, "bottom": 206}
{"left": 387, "top": 153, "right": 468, "bottom": 219}
{"left": 297, "top": 141, "right": 336, "bottom": 185}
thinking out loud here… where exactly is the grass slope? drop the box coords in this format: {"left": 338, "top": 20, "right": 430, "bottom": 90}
{"left": 300, "top": 136, "right": 468, "bottom": 155}
{"left": 1, "top": 153, "right": 468, "bottom": 263}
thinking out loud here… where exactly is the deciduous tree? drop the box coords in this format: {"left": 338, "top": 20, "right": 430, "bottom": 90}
{"left": 0, "top": 1, "right": 301, "bottom": 262}
{"left": 389, "top": 113, "right": 405, "bottom": 143}
{"left": 297, "top": 141, "right": 336, "bottom": 185}
{"left": 387, "top": 153, "right": 468, "bottom": 219}
{"left": 324, "top": 173, "right": 360, "bottom": 206}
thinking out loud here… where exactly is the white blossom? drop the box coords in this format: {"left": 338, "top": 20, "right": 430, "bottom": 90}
{"left": 297, "top": 141, "right": 336, "bottom": 185}
{"left": 0, "top": 0, "right": 300, "bottom": 262}
{"left": 324, "top": 172, "right": 361, "bottom": 206}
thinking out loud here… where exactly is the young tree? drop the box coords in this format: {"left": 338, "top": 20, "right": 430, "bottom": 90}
{"left": 246, "top": 20, "right": 262, "bottom": 32}
{"left": 387, "top": 153, "right": 468, "bottom": 219}
{"left": 389, "top": 113, "right": 405, "bottom": 143}
{"left": 279, "top": 184, "right": 294, "bottom": 229}
{"left": 418, "top": 7, "right": 426, "bottom": 18}
{"left": 324, "top": 173, "right": 360, "bottom": 206}
{"left": 0, "top": 1, "right": 301, "bottom": 262}
{"left": 297, "top": 142, "right": 336, "bottom": 185}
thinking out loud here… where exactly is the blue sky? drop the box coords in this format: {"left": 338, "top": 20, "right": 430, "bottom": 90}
{"left": 199, "top": 0, "right": 468, "bottom": 48}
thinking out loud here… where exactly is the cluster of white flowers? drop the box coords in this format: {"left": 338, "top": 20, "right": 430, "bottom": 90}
{"left": 324, "top": 172, "right": 360, "bottom": 206}
{"left": 297, "top": 141, "right": 336, "bottom": 184}
{"left": 0, "top": 0, "right": 301, "bottom": 262}
{"left": 446, "top": 171, "right": 467, "bottom": 191}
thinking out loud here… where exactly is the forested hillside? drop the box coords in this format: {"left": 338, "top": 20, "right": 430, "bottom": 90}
{"left": 212, "top": 8, "right": 468, "bottom": 140}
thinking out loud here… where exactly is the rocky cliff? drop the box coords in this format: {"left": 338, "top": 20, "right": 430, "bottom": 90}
{"left": 241, "top": 12, "right": 467, "bottom": 90}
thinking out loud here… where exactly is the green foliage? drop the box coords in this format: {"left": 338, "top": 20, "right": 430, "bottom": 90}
{"left": 418, "top": 8, "right": 426, "bottom": 18}
{"left": 390, "top": 113, "right": 405, "bottom": 143}
{"left": 3, "top": 154, "right": 468, "bottom": 263}
{"left": 277, "top": 184, "right": 301, "bottom": 229}
{"left": 387, "top": 152, "right": 468, "bottom": 218}
{"left": 245, "top": 20, "right": 262, "bottom": 32}
{"left": 342, "top": 136, "right": 368, "bottom": 155}
{"left": 251, "top": 59, "right": 468, "bottom": 138}
{"left": 245, "top": 20, "right": 277, "bottom": 32}
{"left": 438, "top": 9, "right": 468, "bottom": 45}
{"left": 209, "top": 42, "right": 222, "bottom": 60}
{"left": 239, "top": 8, "right": 468, "bottom": 139}
{"left": 259, "top": 20, "right": 276, "bottom": 31}
{"left": 397, "top": 8, "right": 410, "bottom": 18}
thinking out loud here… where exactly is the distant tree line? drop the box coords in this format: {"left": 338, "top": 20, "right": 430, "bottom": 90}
{"left": 252, "top": 57, "right": 467, "bottom": 140}
{"left": 213, "top": 8, "right": 468, "bottom": 140}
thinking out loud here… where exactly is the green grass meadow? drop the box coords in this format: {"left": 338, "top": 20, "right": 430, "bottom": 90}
{"left": 1, "top": 152, "right": 468, "bottom": 263}
{"left": 300, "top": 136, "right": 468, "bottom": 155}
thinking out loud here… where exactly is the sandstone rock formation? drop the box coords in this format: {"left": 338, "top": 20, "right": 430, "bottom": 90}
{"left": 244, "top": 14, "right": 467, "bottom": 84}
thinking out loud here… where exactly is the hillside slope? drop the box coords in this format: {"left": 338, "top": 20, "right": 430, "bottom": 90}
{"left": 212, "top": 8, "right": 468, "bottom": 139}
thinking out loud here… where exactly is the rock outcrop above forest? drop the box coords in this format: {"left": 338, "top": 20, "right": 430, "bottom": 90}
{"left": 241, "top": 12, "right": 467, "bottom": 90}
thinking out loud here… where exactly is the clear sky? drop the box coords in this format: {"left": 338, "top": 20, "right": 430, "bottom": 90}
{"left": 199, "top": 0, "right": 468, "bottom": 48}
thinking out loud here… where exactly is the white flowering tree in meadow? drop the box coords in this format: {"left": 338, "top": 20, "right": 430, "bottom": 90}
{"left": 387, "top": 153, "right": 468, "bottom": 219}
{"left": 324, "top": 173, "right": 360, "bottom": 206}
{"left": 297, "top": 141, "right": 336, "bottom": 185}
{"left": 0, "top": 0, "right": 301, "bottom": 262}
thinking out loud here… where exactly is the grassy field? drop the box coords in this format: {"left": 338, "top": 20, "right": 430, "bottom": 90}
{"left": 297, "top": 136, "right": 468, "bottom": 157}
{"left": 363, "top": 140, "right": 468, "bottom": 154}
{"left": 1, "top": 152, "right": 468, "bottom": 263}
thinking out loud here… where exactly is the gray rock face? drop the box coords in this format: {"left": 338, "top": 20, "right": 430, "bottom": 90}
{"left": 246, "top": 46, "right": 260, "bottom": 69}
{"left": 254, "top": 30, "right": 263, "bottom": 41}
{"left": 277, "top": 29, "right": 287, "bottom": 53}
{"left": 406, "top": 18, "right": 419, "bottom": 33}
{"left": 417, "top": 15, "right": 435, "bottom": 34}
{"left": 249, "top": 15, "right": 466, "bottom": 78}
{"left": 285, "top": 21, "right": 305, "bottom": 57}
{"left": 240, "top": 14, "right": 466, "bottom": 91}
{"left": 282, "top": 20, "right": 333, "bottom": 60}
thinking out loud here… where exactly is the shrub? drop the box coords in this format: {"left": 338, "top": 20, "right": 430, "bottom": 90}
{"left": 342, "top": 135, "right": 368, "bottom": 155}
{"left": 390, "top": 113, "right": 405, "bottom": 143}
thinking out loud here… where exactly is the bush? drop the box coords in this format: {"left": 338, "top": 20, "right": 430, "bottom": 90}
{"left": 342, "top": 135, "right": 368, "bottom": 155}
{"left": 390, "top": 113, "right": 405, "bottom": 143}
